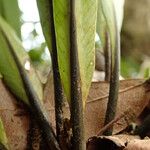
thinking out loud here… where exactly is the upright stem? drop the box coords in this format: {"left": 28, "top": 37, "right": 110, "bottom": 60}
{"left": 4, "top": 32, "right": 60, "bottom": 149}
{"left": 104, "top": 31, "right": 111, "bottom": 81}
{"left": 49, "top": 0, "right": 64, "bottom": 146}
{"left": 70, "top": 1, "right": 85, "bottom": 150}
{"left": 104, "top": 15, "right": 120, "bottom": 135}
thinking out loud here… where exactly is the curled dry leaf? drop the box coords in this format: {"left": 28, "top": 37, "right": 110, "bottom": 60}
{"left": 87, "top": 136, "right": 125, "bottom": 150}
{"left": 86, "top": 134, "right": 143, "bottom": 150}
{"left": 0, "top": 77, "right": 150, "bottom": 149}
{"left": 124, "top": 138, "right": 150, "bottom": 150}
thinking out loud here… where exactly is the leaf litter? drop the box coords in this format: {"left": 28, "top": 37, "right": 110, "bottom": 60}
{"left": 0, "top": 76, "right": 150, "bottom": 149}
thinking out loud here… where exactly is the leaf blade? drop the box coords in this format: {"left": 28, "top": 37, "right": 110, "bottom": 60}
{"left": 0, "top": 16, "right": 43, "bottom": 104}
{"left": 53, "top": 0, "right": 71, "bottom": 101}
{"left": 0, "top": 0, "right": 21, "bottom": 38}
{"left": 74, "top": 0, "right": 97, "bottom": 106}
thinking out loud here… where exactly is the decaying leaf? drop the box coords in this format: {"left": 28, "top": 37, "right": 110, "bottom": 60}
{"left": 62, "top": 80, "right": 148, "bottom": 137}
{"left": 0, "top": 78, "right": 149, "bottom": 148}
{"left": 87, "top": 136, "right": 125, "bottom": 150}
{"left": 84, "top": 79, "right": 149, "bottom": 137}
{"left": 125, "top": 138, "right": 150, "bottom": 150}
{"left": 87, "top": 134, "right": 150, "bottom": 150}
{"left": 0, "top": 80, "right": 29, "bottom": 150}
{"left": 45, "top": 78, "right": 150, "bottom": 139}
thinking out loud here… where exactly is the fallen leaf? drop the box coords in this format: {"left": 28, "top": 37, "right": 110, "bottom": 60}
{"left": 0, "top": 77, "right": 149, "bottom": 148}
{"left": 44, "top": 77, "right": 150, "bottom": 139}
{"left": 0, "top": 80, "right": 29, "bottom": 150}
{"left": 86, "top": 134, "right": 141, "bottom": 150}
{"left": 87, "top": 136, "right": 125, "bottom": 150}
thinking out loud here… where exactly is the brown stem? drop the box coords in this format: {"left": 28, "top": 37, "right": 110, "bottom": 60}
{"left": 70, "top": 0, "right": 85, "bottom": 150}
{"left": 48, "top": 0, "right": 64, "bottom": 146}
{"left": 2, "top": 30, "right": 60, "bottom": 150}
{"left": 104, "top": 31, "right": 111, "bottom": 81}
{"left": 103, "top": 9, "right": 120, "bottom": 135}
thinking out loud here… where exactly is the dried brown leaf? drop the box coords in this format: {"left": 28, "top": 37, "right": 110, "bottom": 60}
{"left": 87, "top": 136, "right": 125, "bottom": 150}
{"left": 0, "top": 77, "right": 149, "bottom": 149}
{"left": 86, "top": 134, "right": 142, "bottom": 150}
{"left": 85, "top": 79, "right": 149, "bottom": 137}
{"left": 45, "top": 78, "right": 150, "bottom": 139}
{"left": 0, "top": 80, "right": 29, "bottom": 150}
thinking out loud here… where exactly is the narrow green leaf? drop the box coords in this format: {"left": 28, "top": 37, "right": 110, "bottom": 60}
{"left": 0, "top": 0, "right": 21, "bottom": 38}
{"left": 101, "top": 0, "right": 120, "bottom": 73}
{"left": 53, "top": 0, "right": 97, "bottom": 106}
{"left": 37, "top": 0, "right": 97, "bottom": 106}
{"left": 96, "top": 0, "right": 106, "bottom": 48}
{"left": 0, "top": 117, "right": 9, "bottom": 150}
{"left": 97, "top": 0, "right": 124, "bottom": 48}
{"left": 36, "top": 0, "right": 52, "bottom": 51}
{"left": 74, "top": 0, "right": 97, "bottom": 106}
{"left": 113, "top": 0, "right": 125, "bottom": 32}
{"left": 37, "top": 0, "right": 71, "bottom": 101}
{"left": 0, "top": 16, "right": 43, "bottom": 105}
{"left": 53, "top": 0, "right": 71, "bottom": 101}
{"left": 101, "top": 0, "right": 116, "bottom": 60}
